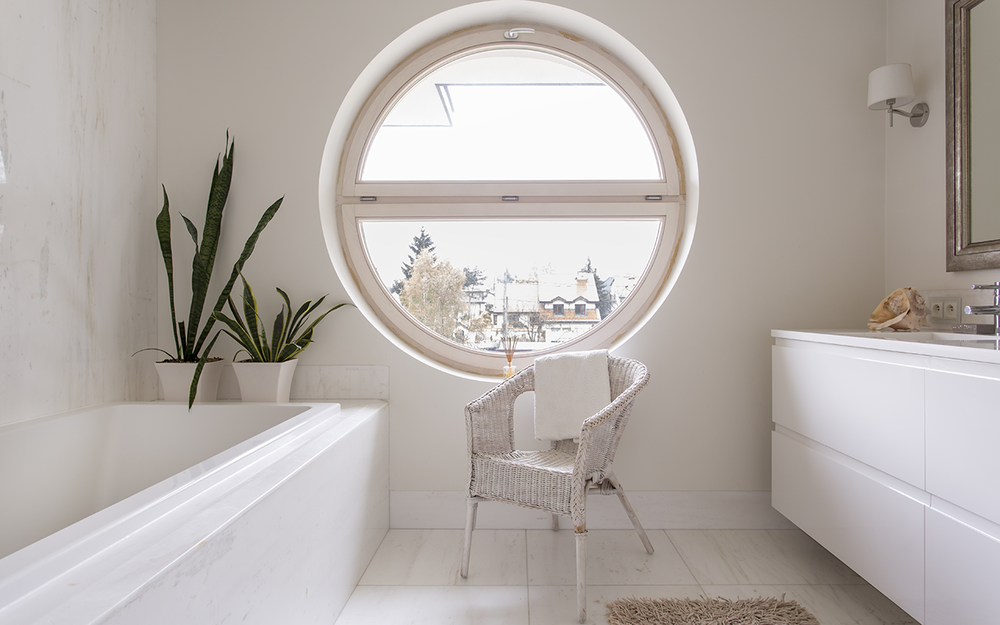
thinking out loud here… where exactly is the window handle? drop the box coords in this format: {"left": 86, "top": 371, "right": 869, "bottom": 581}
{"left": 504, "top": 28, "right": 535, "bottom": 40}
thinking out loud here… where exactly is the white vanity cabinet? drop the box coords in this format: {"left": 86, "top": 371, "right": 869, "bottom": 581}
{"left": 772, "top": 330, "right": 1000, "bottom": 625}
{"left": 924, "top": 362, "right": 1000, "bottom": 625}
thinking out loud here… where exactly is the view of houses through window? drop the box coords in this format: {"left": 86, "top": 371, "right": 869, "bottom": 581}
{"left": 362, "top": 220, "right": 660, "bottom": 352}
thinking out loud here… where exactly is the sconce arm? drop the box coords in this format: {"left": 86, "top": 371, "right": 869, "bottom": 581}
{"left": 887, "top": 102, "right": 929, "bottom": 128}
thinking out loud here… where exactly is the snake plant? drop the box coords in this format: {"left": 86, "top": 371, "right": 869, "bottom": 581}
{"left": 213, "top": 275, "right": 353, "bottom": 362}
{"left": 138, "top": 133, "right": 282, "bottom": 407}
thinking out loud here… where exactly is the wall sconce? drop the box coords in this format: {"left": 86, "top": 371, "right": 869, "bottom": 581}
{"left": 868, "top": 63, "right": 929, "bottom": 128}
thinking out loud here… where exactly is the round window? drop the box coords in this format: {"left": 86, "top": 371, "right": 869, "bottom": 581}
{"left": 323, "top": 18, "right": 696, "bottom": 379}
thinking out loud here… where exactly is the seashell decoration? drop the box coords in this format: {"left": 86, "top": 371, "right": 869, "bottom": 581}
{"left": 868, "top": 287, "right": 929, "bottom": 331}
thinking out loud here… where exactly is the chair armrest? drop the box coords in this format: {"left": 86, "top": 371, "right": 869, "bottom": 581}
{"left": 575, "top": 358, "right": 649, "bottom": 479}
{"left": 465, "top": 365, "right": 535, "bottom": 456}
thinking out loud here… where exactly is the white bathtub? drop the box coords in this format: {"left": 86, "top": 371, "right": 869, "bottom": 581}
{"left": 0, "top": 401, "right": 388, "bottom": 624}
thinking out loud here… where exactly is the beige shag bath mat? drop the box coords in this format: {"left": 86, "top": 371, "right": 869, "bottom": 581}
{"left": 606, "top": 596, "right": 819, "bottom": 625}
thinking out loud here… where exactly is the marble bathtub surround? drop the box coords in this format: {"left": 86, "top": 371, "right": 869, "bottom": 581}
{"left": 217, "top": 364, "right": 389, "bottom": 401}
{"left": 0, "top": 402, "right": 388, "bottom": 625}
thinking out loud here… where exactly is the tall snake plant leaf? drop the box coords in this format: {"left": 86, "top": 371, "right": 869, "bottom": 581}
{"left": 155, "top": 189, "right": 181, "bottom": 358}
{"left": 181, "top": 214, "right": 212, "bottom": 359}
{"left": 199, "top": 137, "right": 234, "bottom": 278}
{"left": 188, "top": 331, "right": 220, "bottom": 410}
{"left": 192, "top": 195, "right": 282, "bottom": 359}
{"left": 186, "top": 140, "right": 235, "bottom": 358}
{"left": 181, "top": 213, "right": 200, "bottom": 247}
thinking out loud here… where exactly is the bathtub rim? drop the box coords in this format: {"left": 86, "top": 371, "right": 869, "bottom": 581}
{"left": 0, "top": 400, "right": 347, "bottom": 614}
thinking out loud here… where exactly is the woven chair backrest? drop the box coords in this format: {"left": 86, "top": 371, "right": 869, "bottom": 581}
{"left": 577, "top": 355, "right": 648, "bottom": 481}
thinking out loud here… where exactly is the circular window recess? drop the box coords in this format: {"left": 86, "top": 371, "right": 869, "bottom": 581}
{"left": 320, "top": 3, "right": 698, "bottom": 380}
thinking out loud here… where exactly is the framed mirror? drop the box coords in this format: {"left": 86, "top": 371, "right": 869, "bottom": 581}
{"left": 948, "top": 0, "right": 1000, "bottom": 270}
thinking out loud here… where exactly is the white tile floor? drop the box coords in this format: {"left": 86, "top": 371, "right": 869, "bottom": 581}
{"left": 334, "top": 528, "right": 918, "bottom": 624}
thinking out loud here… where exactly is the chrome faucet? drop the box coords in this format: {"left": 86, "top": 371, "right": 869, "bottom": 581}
{"left": 965, "top": 282, "right": 1000, "bottom": 335}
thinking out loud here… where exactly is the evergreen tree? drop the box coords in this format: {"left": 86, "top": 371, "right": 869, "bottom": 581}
{"left": 463, "top": 266, "right": 486, "bottom": 288}
{"left": 581, "top": 257, "right": 614, "bottom": 319}
{"left": 391, "top": 227, "right": 436, "bottom": 294}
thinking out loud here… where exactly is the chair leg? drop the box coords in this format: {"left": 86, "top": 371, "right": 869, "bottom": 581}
{"left": 461, "top": 497, "right": 480, "bottom": 578}
{"left": 609, "top": 474, "right": 654, "bottom": 555}
{"left": 575, "top": 529, "right": 587, "bottom": 623}
{"left": 552, "top": 513, "right": 560, "bottom": 531}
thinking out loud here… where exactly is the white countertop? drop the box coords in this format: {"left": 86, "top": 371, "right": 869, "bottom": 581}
{"left": 772, "top": 329, "right": 1000, "bottom": 365}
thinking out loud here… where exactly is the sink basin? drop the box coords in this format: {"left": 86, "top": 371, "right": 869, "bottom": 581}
{"left": 931, "top": 332, "right": 1000, "bottom": 342}
{"left": 832, "top": 330, "right": 1000, "bottom": 343}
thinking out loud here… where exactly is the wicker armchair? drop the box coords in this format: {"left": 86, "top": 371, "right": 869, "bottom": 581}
{"left": 460, "top": 355, "right": 653, "bottom": 623}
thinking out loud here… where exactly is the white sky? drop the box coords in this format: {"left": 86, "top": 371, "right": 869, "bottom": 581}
{"left": 361, "top": 220, "right": 660, "bottom": 288}
{"left": 361, "top": 48, "right": 660, "bottom": 182}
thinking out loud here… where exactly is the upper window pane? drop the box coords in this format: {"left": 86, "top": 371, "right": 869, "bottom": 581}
{"left": 360, "top": 48, "right": 661, "bottom": 181}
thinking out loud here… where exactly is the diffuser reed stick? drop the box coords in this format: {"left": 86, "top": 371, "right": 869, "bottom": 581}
{"left": 501, "top": 335, "right": 517, "bottom": 378}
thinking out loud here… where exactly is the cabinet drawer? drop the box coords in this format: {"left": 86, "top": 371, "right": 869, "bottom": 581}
{"left": 926, "top": 508, "right": 1000, "bottom": 625}
{"left": 773, "top": 345, "right": 924, "bottom": 487}
{"left": 771, "top": 431, "right": 924, "bottom": 622}
{"left": 926, "top": 369, "right": 1000, "bottom": 525}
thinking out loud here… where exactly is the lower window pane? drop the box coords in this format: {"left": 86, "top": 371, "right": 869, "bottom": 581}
{"left": 360, "top": 219, "right": 660, "bottom": 351}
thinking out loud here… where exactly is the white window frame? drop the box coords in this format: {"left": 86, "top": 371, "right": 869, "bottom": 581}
{"left": 322, "top": 8, "right": 697, "bottom": 380}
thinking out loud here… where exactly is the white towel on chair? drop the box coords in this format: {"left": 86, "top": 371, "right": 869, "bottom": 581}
{"left": 533, "top": 349, "right": 611, "bottom": 441}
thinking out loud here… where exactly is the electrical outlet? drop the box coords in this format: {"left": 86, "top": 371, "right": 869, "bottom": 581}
{"left": 929, "top": 297, "right": 961, "bottom": 322}
{"left": 929, "top": 299, "right": 944, "bottom": 320}
{"left": 942, "top": 298, "right": 961, "bottom": 321}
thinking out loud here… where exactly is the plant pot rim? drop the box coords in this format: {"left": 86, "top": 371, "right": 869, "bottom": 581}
{"left": 157, "top": 357, "right": 224, "bottom": 364}
{"left": 233, "top": 358, "right": 298, "bottom": 364}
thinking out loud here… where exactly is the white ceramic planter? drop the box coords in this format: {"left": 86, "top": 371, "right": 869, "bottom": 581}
{"left": 155, "top": 360, "right": 224, "bottom": 403}
{"left": 232, "top": 359, "right": 298, "bottom": 403}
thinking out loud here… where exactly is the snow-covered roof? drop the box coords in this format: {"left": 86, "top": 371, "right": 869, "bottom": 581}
{"left": 491, "top": 281, "right": 540, "bottom": 313}
{"left": 488, "top": 272, "right": 600, "bottom": 311}
{"left": 538, "top": 272, "right": 598, "bottom": 304}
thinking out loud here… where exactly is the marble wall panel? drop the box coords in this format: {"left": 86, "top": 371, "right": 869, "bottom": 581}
{"left": 0, "top": 0, "right": 158, "bottom": 426}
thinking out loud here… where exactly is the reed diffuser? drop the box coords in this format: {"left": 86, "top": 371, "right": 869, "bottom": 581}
{"left": 501, "top": 335, "right": 518, "bottom": 378}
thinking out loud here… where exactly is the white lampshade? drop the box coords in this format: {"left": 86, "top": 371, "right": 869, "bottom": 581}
{"left": 868, "top": 63, "right": 915, "bottom": 110}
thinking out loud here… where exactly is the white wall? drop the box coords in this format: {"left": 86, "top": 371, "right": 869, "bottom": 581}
{"left": 0, "top": 1, "right": 158, "bottom": 427}
{"left": 158, "top": 0, "right": 888, "bottom": 494}
{"left": 885, "top": 0, "right": 1000, "bottom": 290}
{"left": 0, "top": 0, "right": 972, "bottom": 510}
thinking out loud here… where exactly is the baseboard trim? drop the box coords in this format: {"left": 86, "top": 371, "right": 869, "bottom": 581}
{"left": 390, "top": 490, "right": 796, "bottom": 530}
